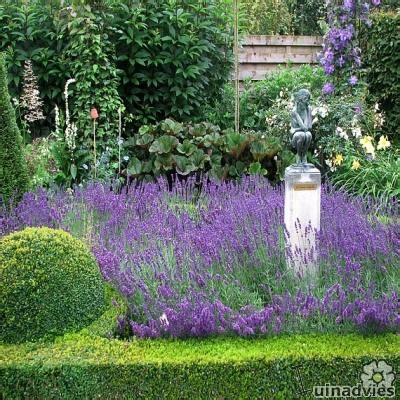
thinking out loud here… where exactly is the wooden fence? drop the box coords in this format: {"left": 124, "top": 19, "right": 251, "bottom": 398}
{"left": 239, "top": 35, "right": 323, "bottom": 80}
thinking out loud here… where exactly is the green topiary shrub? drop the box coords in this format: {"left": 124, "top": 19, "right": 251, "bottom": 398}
{"left": 0, "top": 227, "right": 105, "bottom": 343}
{"left": 0, "top": 334, "right": 399, "bottom": 399}
{"left": 362, "top": 11, "right": 400, "bottom": 141}
{"left": 0, "top": 52, "right": 28, "bottom": 205}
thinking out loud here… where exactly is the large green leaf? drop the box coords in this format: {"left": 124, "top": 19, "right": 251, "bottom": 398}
{"left": 177, "top": 139, "right": 197, "bottom": 156}
{"left": 174, "top": 155, "right": 196, "bottom": 176}
{"left": 190, "top": 149, "right": 209, "bottom": 169}
{"left": 136, "top": 134, "right": 154, "bottom": 147}
{"left": 160, "top": 119, "right": 183, "bottom": 137}
{"left": 154, "top": 154, "right": 174, "bottom": 171}
{"left": 127, "top": 157, "right": 142, "bottom": 176}
{"left": 248, "top": 162, "right": 267, "bottom": 176}
{"left": 149, "top": 135, "right": 179, "bottom": 154}
{"left": 225, "top": 130, "right": 248, "bottom": 159}
{"left": 229, "top": 161, "right": 246, "bottom": 177}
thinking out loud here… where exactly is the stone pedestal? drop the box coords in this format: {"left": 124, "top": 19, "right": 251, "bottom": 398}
{"left": 284, "top": 164, "right": 321, "bottom": 276}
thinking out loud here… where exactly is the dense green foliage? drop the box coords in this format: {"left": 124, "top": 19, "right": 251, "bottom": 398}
{"left": 123, "top": 119, "right": 282, "bottom": 181}
{"left": 289, "top": 0, "right": 327, "bottom": 35}
{"left": 240, "top": 0, "right": 293, "bottom": 35}
{"left": 331, "top": 150, "right": 400, "bottom": 207}
{"left": 1, "top": 333, "right": 398, "bottom": 399}
{"left": 0, "top": 53, "right": 28, "bottom": 204}
{"left": 0, "top": 1, "right": 232, "bottom": 132}
{"left": 230, "top": 0, "right": 326, "bottom": 35}
{"left": 206, "top": 65, "right": 326, "bottom": 131}
{"left": 363, "top": 11, "right": 400, "bottom": 141}
{"left": 0, "top": 227, "right": 105, "bottom": 343}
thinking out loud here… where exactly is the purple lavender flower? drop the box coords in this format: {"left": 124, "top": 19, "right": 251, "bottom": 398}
{"left": 343, "top": 0, "right": 354, "bottom": 11}
{"left": 1, "top": 176, "right": 398, "bottom": 338}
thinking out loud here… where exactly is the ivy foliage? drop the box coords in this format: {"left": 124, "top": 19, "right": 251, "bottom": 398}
{"left": 0, "top": 53, "right": 28, "bottom": 205}
{"left": 362, "top": 11, "right": 400, "bottom": 140}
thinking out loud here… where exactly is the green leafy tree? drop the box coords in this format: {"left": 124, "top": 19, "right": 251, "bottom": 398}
{"left": 0, "top": 53, "right": 28, "bottom": 204}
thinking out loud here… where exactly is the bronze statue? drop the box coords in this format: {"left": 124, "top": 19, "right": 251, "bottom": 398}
{"left": 291, "top": 89, "right": 312, "bottom": 166}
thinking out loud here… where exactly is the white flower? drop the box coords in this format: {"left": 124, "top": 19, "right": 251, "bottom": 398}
{"left": 319, "top": 105, "right": 328, "bottom": 118}
{"left": 312, "top": 105, "right": 328, "bottom": 118}
{"left": 20, "top": 60, "right": 45, "bottom": 123}
{"left": 336, "top": 127, "right": 348, "bottom": 140}
{"left": 118, "top": 138, "right": 124, "bottom": 145}
{"left": 352, "top": 127, "right": 362, "bottom": 138}
{"left": 374, "top": 103, "right": 380, "bottom": 111}
{"left": 123, "top": 156, "right": 129, "bottom": 161}
{"left": 65, "top": 122, "right": 77, "bottom": 152}
{"left": 82, "top": 164, "right": 88, "bottom": 170}
{"left": 159, "top": 313, "right": 169, "bottom": 327}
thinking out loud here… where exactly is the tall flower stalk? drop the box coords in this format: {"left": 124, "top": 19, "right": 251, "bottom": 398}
{"left": 20, "top": 60, "right": 45, "bottom": 124}
{"left": 91, "top": 107, "right": 99, "bottom": 179}
{"left": 118, "top": 107, "right": 122, "bottom": 175}
{"left": 64, "top": 78, "right": 77, "bottom": 155}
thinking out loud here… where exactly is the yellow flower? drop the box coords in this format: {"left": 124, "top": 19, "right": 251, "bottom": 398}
{"left": 364, "top": 142, "right": 375, "bottom": 156}
{"left": 333, "top": 154, "right": 344, "bottom": 166}
{"left": 359, "top": 136, "right": 373, "bottom": 147}
{"left": 377, "top": 135, "right": 390, "bottom": 150}
{"left": 351, "top": 160, "right": 361, "bottom": 170}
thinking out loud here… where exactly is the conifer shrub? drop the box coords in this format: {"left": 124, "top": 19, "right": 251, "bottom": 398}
{"left": 0, "top": 52, "right": 28, "bottom": 205}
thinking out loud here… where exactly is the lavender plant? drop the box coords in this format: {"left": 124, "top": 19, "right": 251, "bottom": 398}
{"left": 0, "top": 178, "right": 398, "bottom": 338}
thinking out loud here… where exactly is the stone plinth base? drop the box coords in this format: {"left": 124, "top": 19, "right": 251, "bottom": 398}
{"left": 284, "top": 165, "right": 321, "bottom": 276}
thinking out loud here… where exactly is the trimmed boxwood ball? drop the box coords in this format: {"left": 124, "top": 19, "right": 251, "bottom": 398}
{"left": 0, "top": 227, "right": 105, "bottom": 343}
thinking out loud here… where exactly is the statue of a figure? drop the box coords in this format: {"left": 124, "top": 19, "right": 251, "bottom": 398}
{"left": 291, "top": 89, "right": 312, "bottom": 166}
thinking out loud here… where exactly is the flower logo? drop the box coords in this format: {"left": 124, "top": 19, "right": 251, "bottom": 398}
{"left": 361, "top": 360, "right": 395, "bottom": 389}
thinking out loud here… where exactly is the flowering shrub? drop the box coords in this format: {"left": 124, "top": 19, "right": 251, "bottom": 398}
{"left": 1, "top": 178, "right": 398, "bottom": 338}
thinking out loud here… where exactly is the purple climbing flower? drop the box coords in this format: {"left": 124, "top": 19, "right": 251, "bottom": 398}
{"left": 349, "top": 75, "right": 358, "bottom": 86}
{"left": 322, "top": 82, "right": 335, "bottom": 95}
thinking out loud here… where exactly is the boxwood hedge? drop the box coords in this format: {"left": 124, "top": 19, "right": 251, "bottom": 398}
{"left": 0, "top": 227, "right": 105, "bottom": 344}
{"left": 1, "top": 333, "right": 399, "bottom": 399}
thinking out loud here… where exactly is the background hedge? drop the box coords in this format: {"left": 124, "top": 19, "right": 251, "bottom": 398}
{"left": 1, "top": 334, "right": 399, "bottom": 399}
{"left": 0, "top": 0, "right": 232, "bottom": 136}
{"left": 362, "top": 11, "right": 400, "bottom": 142}
{"left": 0, "top": 227, "right": 105, "bottom": 343}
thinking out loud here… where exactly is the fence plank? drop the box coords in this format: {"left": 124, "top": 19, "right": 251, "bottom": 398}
{"left": 242, "top": 35, "right": 324, "bottom": 46}
{"left": 239, "top": 63, "right": 303, "bottom": 81}
{"left": 237, "top": 35, "right": 323, "bottom": 80}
